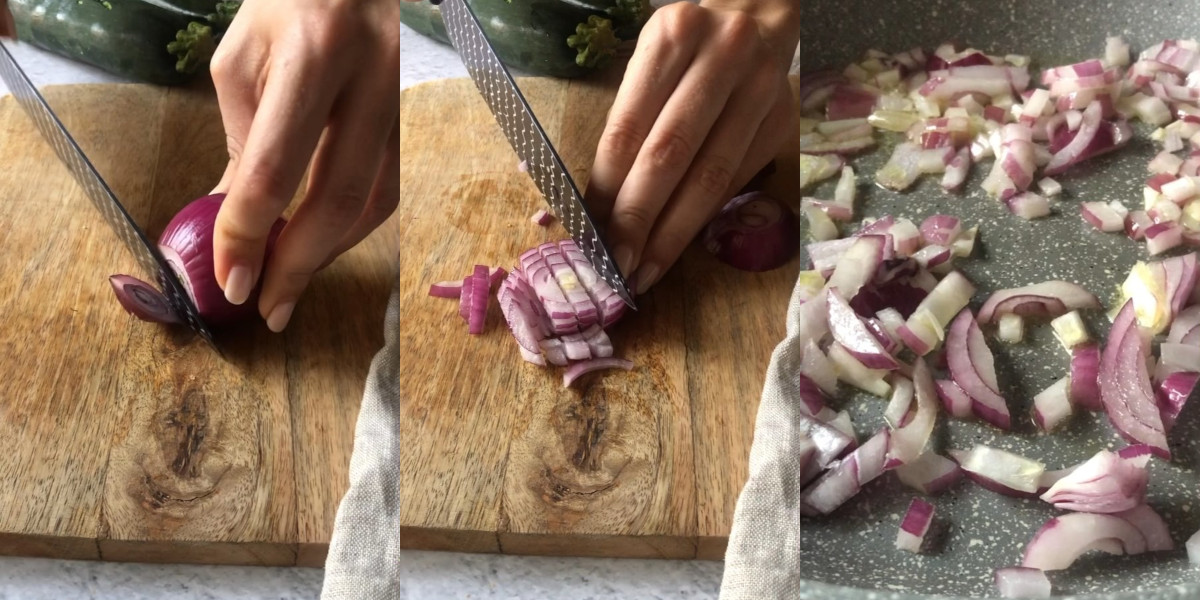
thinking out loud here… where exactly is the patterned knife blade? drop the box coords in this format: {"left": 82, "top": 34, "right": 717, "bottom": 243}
{"left": 0, "top": 40, "right": 216, "bottom": 346}
{"left": 437, "top": 0, "right": 637, "bottom": 309}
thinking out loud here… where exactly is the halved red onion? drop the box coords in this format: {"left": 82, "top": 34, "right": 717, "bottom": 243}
{"left": 1021, "top": 512, "right": 1147, "bottom": 571}
{"left": 1158, "top": 371, "right": 1198, "bottom": 431}
{"left": 1081, "top": 201, "right": 1126, "bottom": 232}
{"left": 994, "top": 567, "right": 1051, "bottom": 599}
{"left": 977, "top": 280, "right": 1100, "bottom": 323}
{"left": 1100, "top": 300, "right": 1170, "bottom": 458}
{"left": 801, "top": 339, "right": 838, "bottom": 395}
{"left": 947, "top": 310, "right": 1011, "bottom": 429}
{"left": 896, "top": 451, "right": 963, "bottom": 495}
{"left": 1115, "top": 504, "right": 1174, "bottom": 552}
{"left": 1033, "top": 376, "right": 1073, "bottom": 431}
{"left": 1039, "top": 449, "right": 1149, "bottom": 513}
{"left": 702, "top": 192, "right": 800, "bottom": 272}
{"left": 951, "top": 445, "right": 1045, "bottom": 498}
{"left": 800, "top": 428, "right": 891, "bottom": 515}
{"left": 1070, "top": 343, "right": 1103, "bottom": 411}
{"left": 895, "top": 497, "right": 936, "bottom": 554}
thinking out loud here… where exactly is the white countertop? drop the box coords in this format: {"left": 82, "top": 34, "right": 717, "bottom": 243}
{"left": 0, "top": 24, "right": 723, "bottom": 600}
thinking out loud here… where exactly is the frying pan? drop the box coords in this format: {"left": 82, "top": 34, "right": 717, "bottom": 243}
{"left": 794, "top": 1, "right": 1200, "bottom": 598}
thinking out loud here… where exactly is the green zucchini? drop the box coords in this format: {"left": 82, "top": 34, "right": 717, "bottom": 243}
{"left": 9, "top": 0, "right": 240, "bottom": 86}
{"left": 399, "top": 0, "right": 652, "bottom": 79}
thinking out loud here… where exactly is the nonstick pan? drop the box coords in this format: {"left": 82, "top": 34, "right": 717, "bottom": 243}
{"left": 794, "top": 1, "right": 1200, "bottom": 598}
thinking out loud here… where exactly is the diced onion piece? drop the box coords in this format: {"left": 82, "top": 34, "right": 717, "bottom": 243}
{"left": 801, "top": 339, "right": 838, "bottom": 396}
{"left": 803, "top": 206, "right": 840, "bottom": 241}
{"left": 827, "top": 235, "right": 888, "bottom": 300}
{"left": 1070, "top": 343, "right": 1103, "bottom": 411}
{"left": 1037, "top": 177, "right": 1062, "bottom": 197}
{"left": 1033, "top": 376, "right": 1073, "bottom": 432}
{"left": 952, "top": 445, "right": 1046, "bottom": 496}
{"left": 827, "top": 343, "right": 892, "bottom": 398}
{"left": 876, "top": 307, "right": 907, "bottom": 342}
{"left": 919, "top": 215, "right": 962, "bottom": 246}
{"left": 1116, "top": 504, "right": 1173, "bottom": 552}
{"left": 896, "top": 451, "right": 963, "bottom": 495}
{"left": 875, "top": 142, "right": 924, "bottom": 191}
{"left": 1050, "top": 310, "right": 1090, "bottom": 350}
{"left": 1146, "top": 222, "right": 1183, "bottom": 255}
{"left": 1040, "top": 449, "right": 1149, "bottom": 513}
{"left": 1022, "top": 513, "right": 1147, "bottom": 571}
{"left": 936, "top": 379, "right": 974, "bottom": 418}
{"left": 951, "top": 226, "right": 978, "bottom": 257}
{"left": 1105, "top": 35, "right": 1130, "bottom": 67}
{"left": 834, "top": 165, "right": 857, "bottom": 207}
{"left": 888, "top": 358, "right": 939, "bottom": 465}
{"left": 800, "top": 428, "right": 891, "bottom": 515}
{"left": 1149, "top": 151, "right": 1185, "bottom": 176}
{"left": 899, "top": 271, "right": 976, "bottom": 355}
{"left": 994, "top": 567, "right": 1051, "bottom": 599}
{"left": 997, "top": 313, "right": 1024, "bottom": 343}
{"left": 562, "top": 358, "right": 634, "bottom": 387}
{"left": 800, "top": 153, "right": 846, "bottom": 190}
{"left": 429, "top": 280, "right": 464, "bottom": 298}
{"left": 530, "top": 209, "right": 554, "bottom": 226}
{"left": 1081, "top": 201, "right": 1125, "bottom": 232}
{"left": 827, "top": 289, "right": 901, "bottom": 370}
{"left": 884, "top": 377, "right": 914, "bottom": 429}
{"left": 895, "top": 497, "right": 936, "bottom": 554}
{"left": 1007, "top": 192, "right": 1051, "bottom": 220}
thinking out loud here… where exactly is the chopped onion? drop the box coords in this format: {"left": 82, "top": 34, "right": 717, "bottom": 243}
{"left": 562, "top": 356, "right": 634, "bottom": 386}
{"left": 1039, "top": 449, "right": 1148, "bottom": 513}
{"left": 803, "top": 206, "right": 840, "bottom": 242}
{"left": 800, "top": 428, "right": 891, "bottom": 515}
{"left": 947, "top": 310, "right": 1011, "bottom": 429}
{"left": 935, "top": 379, "right": 974, "bottom": 418}
{"left": 883, "top": 377, "right": 914, "bottom": 429}
{"left": 888, "top": 358, "right": 939, "bottom": 466}
{"left": 997, "top": 313, "right": 1025, "bottom": 343}
{"left": 797, "top": 409, "right": 856, "bottom": 469}
{"left": 1033, "top": 376, "right": 1074, "bottom": 432}
{"left": 977, "top": 280, "right": 1100, "bottom": 323}
{"left": 1050, "top": 310, "right": 1090, "bottom": 350}
{"left": 702, "top": 192, "right": 800, "bottom": 272}
{"left": 800, "top": 153, "right": 846, "bottom": 189}
{"left": 827, "top": 343, "right": 892, "bottom": 398}
{"left": 827, "top": 235, "right": 889, "bottom": 300}
{"left": 951, "top": 445, "right": 1046, "bottom": 497}
{"left": 1081, "top": 201, "right": 1126, "bottom": 232}
{"left": 530, "top": 209, "right": 554, "bottom": 226}
{"left": 1070, "top": 343, "right": 1103, "bottom": 411}
{"left": 896, "top": 451, "right": 963, "bottom": 495}
{"left": 994, "top": 567, "right": 1051, "bottom": 599}
{"left": 895, "top": 497, "right": 936, "bottom": 553}
{"left": 1115, "top": 504, "right": 1174, "bottom": 551}
{"left": 1157, "top": 371, "right": 1198, "bottom": 431}
{"left": 1187, "top": 528, "right": 1200, "bottom": 564}
{"left": 1100, "top": 300, "right": 1170, "bottom": 458}
{"left": 898, "top": 271, "right": 976, "bottom": 355}
{"left": 1021, "top": 512, "right": 1147, "bottom": 571}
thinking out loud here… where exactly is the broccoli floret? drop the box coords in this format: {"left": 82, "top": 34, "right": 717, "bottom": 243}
{"left": 566, "top": 15, "right": 619, "bottom": 69}
{"left": 167, "top": 22, "right": 217, "bottom": 75}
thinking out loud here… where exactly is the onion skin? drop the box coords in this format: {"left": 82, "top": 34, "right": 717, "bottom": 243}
{"left": 157, "top": 194, "right": 287, "bottom": 326}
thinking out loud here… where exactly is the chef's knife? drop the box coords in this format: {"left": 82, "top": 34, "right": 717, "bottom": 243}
{"left": 435, "top": 0, "right": 637, "bottom": 309}
{"left": 0, "top": 40, "right": 216, "bottom": 346}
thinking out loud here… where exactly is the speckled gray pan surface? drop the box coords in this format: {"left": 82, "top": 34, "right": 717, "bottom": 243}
{"left": 796, "top": 1, "right": 1200, "bottom": 599}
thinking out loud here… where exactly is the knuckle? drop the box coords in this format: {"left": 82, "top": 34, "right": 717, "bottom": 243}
{"left": 695, "top": 159, "right": 737, "bottom": 196}
{"left": 654, "top": 2, "right": 703, "bottom": 38}
{"left": 720, "top": 11, "right": 760, "bottom": 48}
{"left": 648, "top": 130, "right": 695, "bottom": 171}
{"left": 324, "top": 187, "right": 369, "bottom": 219}
{"left": 600, "top": 118, "right": 648, "bottom": 162}
{"left": 612, "top": 203, "right": 656, "bottom": 238}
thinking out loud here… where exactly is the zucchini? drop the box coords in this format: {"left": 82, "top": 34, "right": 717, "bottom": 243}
{"left": 399, "top": 0, "right": 652, "bottom": 79}
{"left": 9, "top": 0, "right": 240, "bottom": 86}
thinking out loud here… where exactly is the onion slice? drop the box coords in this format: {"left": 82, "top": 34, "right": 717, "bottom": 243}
{"left": 1039, "top": 449, "right": 1149, "bottom": 513}
{"left": 1100, "top": 300, "right": 1170, "bottom": 458}
{"left": 896, "top": 451, "right": 962, "bottom": 495}
{"left": 952, "top": 445, "right": 1045, "bottom": 497}
{"left": 888, "top": 358, "right": 939, "bottom": 465}
{"left": 947, "top": 310, "right": 1011, "bottom": 429}
{"left": 801, "top": 428, "right": 891, "bottom": 515}
{"left": 562, "top": 358, "right": 634, "bottom": 387}
{"left": 1022, "top": 512, "right": 1147, "bottom": 571}
{"left": 827, "top": 289, "right": 901, "bottom": 370}
{"left": 1116, "top": 504, "right": 1174, "bottom": 552}
{"left": 1070, "top": 344, "right": 1103, "bottom": 411}
{"left": 108, "top": 275, "right": 183, "bottom": 325}
{"left": 977, "top": 281, "right": 1100, "bottom": 323}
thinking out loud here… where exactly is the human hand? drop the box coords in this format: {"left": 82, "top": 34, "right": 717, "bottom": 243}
{"left": 585, "top": 0, "right": 800, "bottom": 294}
{"left": 1, "top": 0, "right": 15, "bottom": 39}
{"left": 208, "top": 0, "right": 408, "bottom": 332}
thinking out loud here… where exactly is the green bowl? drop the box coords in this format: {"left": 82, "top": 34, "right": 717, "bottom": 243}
{"left": 796, "top": 1, "right": 1200, "bottom": 598}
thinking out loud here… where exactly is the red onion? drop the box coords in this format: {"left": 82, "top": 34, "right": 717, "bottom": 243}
{"left": 797, "top": 410, "right": 856, "bottom": 470}
{"left": 1032, "top": 376, "right": 1073, "bottom": 432}
{"left": 977, "top": 280, "right": 1100, "bottom": 323}
{"left": 994, "top": 567, "right": 1051, "bottom": 599}
{"left": 827, "top": 235, "right": 889, "bottom": 300}
{"left": 1021, "top": 512, "right": 1147, "bottom": 571}
{"left": 1100, "top": 300, "right": 1170, "bottom": 458}
{"left": 919, "top": 215, "right": 962, "bottom": 246}
{"left": 1006, "top": 192, "right": 1051, "bottom": 220}
{"left": 800, "top": 428, "right": 891, "bottom": 515}
{"left": 898, "top": 271, "right": 976, "bottom": 355}
{"left": 1163, "top": 253, "right": 1199, "bottom": 317}
{"left": 1081, "top": 201, "right": 1126, "bottom": 232}
{"left": 1039, "top": 449, "right": 1149, "bottom": 513}
{"left": 895, "top": 497, "right": 936, "bottom": 553}
{"left": 465, "top": 265, "right": 489, "bottom": 335}
{"left": 800, "top": 153, "right": 846, "bottom": 189}
{"left": 951, "top": 445, "right": 1045, "bottom": 498}
{"left": 796, "top": 374, "right": 830, "bottom": 417}
{"left": 1070, "top": 343, "right": 1103, "bottom": 411}
{"left": 895, "top": 451, "right": 962, "bottom": 495}
{"left": 883, "top": 376, "right": 914, "bottom": 429}
{"left": 1115, "top": 504, "right": 1174, "bottom": 551}
{"left": 947, "top": 310, "right": 1011, "bottom": 429}
{"left": 562, "top": 357, "right": 633, "bottom": 387}
{"left": 702, "top": 192, "right": 800, "bottom": 272}
{"left": 888, "top": 358, "right": 938, "bottom": 465}
{"left": 935, "top": 379, "right": 974, "bottom": 418}
{"left": 1157, "top": 371, "right": 1198, "bottom": 431}
{"left": 530, "top": 209, "right": 554, "bottom": 226}
{"left": 112, "top": 194, "right": 287, "bottom": 326}
{"left": 801, "top": 339, "right": 838, "bottom": 395}
{"left": 827, "top": 289, "right": 901, "bottom": 370}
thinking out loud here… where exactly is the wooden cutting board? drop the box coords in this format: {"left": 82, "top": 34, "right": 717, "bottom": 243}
{"left": 396, "top": 75, "right": 801, "bottom": 560}
{"left": 0, "top": 72, "right": 799, "bottom": 566}
{"left": 0, "top": 81, "right": 399, "bottom": 567}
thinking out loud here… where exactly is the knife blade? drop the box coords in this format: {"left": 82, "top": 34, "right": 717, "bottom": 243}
{"left": 0, "top": 40, "right": 216, "bottom": 347}
{"left": 436, "top": 0, "right": 637, "bottom": 309}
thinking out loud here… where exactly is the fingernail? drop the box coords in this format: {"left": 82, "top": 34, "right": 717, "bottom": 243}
{"left": 634, "top": 263, "right": 660, "bottom": 295}
{"left": 266, "top": 301, "right": 295, "bottom": 333}
{"left": 224, "top": 264, "right": 254, "bottom": 305}
{"left": 614, "top": 245, "right": 634, "bottom": 277}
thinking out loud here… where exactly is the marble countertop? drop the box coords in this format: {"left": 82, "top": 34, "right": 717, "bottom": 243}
{"left": 0, "top": 24, "right": 723, "bottom": 600}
